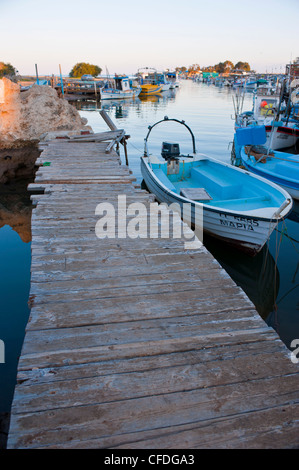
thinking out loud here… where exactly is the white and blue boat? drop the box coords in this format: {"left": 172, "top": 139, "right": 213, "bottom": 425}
{"left": 234, "top": 125, "right": 299, "bottom": 200}
{"left": 100, "top": 76, "right": 141, "bottom": 100}
{"left": 141, "top": 117, "right": 292, "bottom": 255}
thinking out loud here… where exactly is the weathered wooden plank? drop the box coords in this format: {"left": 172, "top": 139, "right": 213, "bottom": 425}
{"left": 16, "top": 328, "right": 282, "bottom": 371}
{"left": 16, "top": 335, "right": 286, "bottom": 385}
{"left": 69, "top": 130, "right": 124, "bottom": 142}
{"left": 21, "top": 316, "right": 269, "bottom": 359}
{"left": 11, "top": 352, "right": 297, "bottom": 415}
{"left": 7, "top": 375, "right": 298, "bottom": 449}
{"left": 107, "top": 405, "right": 299, "bottom": 450}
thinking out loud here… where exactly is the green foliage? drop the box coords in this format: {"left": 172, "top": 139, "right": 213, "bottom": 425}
{"left": 0, "top": 62, "right": 17, "bottom": 78}
{"left": 69, "top": 62, "right": 102, "bottom": 78}
{"left": 189, "top": 60, "right": 250, "bottom": 74}
{"left": 201, "top": 65, "right": 216, "bottom": 73}
{"left": 234, "top": 61, "right": 251, "bottom": 72}
{"left": 214, "top": 60, "right": 234, "bottom": 73}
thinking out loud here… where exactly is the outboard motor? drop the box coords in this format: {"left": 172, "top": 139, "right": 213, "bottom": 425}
{"left": 161, "top": 142, "right": 180, "bottom": 162}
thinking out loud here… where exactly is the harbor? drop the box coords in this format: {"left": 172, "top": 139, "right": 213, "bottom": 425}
{"left": 0, "top": 75, "right": 298, "bottom": 449}
{"left": 1, "top": 0, "right": 299, "bottom": 449}
{"left": 6, "top": 126, "right": 299, "bottom": 449}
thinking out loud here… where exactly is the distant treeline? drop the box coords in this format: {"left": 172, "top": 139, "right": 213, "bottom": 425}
{"left": 176, "top": 61, "right": 251, "bottom": 74}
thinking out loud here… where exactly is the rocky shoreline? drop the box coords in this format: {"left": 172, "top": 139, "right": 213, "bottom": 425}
{"left": 0, "top": 77, "right": 93, "bottom": 183}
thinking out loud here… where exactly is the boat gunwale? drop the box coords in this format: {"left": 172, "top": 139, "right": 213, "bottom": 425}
{"left": 141, "top": 155, "right": 292, "bottom": 222}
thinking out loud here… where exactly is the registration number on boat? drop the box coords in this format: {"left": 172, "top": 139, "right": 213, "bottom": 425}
{"left": 219, "top": 214, "right": 259, "bottom": 231}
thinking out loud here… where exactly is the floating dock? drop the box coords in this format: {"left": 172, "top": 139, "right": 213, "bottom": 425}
{"left": 7, "top": 127, "right": 299, "bottom": 448}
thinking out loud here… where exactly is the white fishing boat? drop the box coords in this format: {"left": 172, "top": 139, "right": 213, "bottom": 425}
{"left": 234, "top": 65, "right": 299, "bottom": 151}
{"left": 100, "top": 76, "right": 141, "bottom": 100}
{"left": 141, "top": 117, "right": 292, "bottom": 255}
{"left": 165, "top": 71, "right": 180, "bottom": 88}
{"left": 236, "top": 91, "right": 299, "bottom": 150}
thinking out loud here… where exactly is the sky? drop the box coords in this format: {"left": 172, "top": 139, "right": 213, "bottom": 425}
{"left": 0, "top": 0, "right": 298, "bottom": 76}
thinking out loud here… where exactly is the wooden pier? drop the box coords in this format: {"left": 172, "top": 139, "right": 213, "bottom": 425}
{"left": 7, "top": 127, "right": 299, "bottom": 448}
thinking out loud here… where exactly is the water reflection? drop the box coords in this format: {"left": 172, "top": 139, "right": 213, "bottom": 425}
{"left": 265, "top": 202, "right": 299, "bottom": 349}
{"left": 0, "top": 180, "right": 33, "bottom": 243}
{"left": 0, "top": 178, "right": 33, "bottom": 417}
{"left": 71, "top": 87, "right": 179, "bottom": 121}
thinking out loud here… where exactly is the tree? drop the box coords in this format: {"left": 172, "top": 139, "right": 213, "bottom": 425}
{"left": 0, "top": 62, "right": 17, "bottom": 78}
{"left": 202, "top": 65, "right": 216, "bottom": 73}
{"left": 69, "top": 62, "right": 102, "bottom": 78}
{"left": 223, "top": 60, "right": 234, "bottom": 73}
{"left": 215, "top": 62, "right": 225, "bottom": 73}
{"left": 234, "top": 61, "right": 250, "bottom": 72}
{"left": 175, "top": 66, "right": 187, "bottom": 73}
{"left": 188, "top": 64, "right": 201, "bottom": 72}
{"left": 215, "top": 61, "right": 235, "bottom": 73}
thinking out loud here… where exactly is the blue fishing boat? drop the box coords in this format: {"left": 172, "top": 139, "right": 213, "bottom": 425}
{"left": 234, "top": 125, "right": 299, "bottom": 200}
{"left": 141, "top": 117, "right": 292, "bottom": 255}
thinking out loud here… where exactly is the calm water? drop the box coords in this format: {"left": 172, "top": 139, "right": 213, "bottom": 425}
{"left": 0, "top": 180, "right": 32, "bottom": 414}
{"left": 0, "top": 80, "right": 298, "bottom": 418}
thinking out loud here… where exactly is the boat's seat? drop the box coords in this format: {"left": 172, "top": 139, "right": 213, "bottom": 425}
{"left": 191, "top": 167, "right": 242, "bottom": 199}
{"left": 210, "top": 195, "right": 271, "bottom": 209}
{"left": 180, "top": 187, "right": 212, "bottom": 201}
{"left": 154, "top": 169, "right": 176, "bottom": 192}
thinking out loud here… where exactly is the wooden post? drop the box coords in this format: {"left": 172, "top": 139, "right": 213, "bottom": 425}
{"left": 59, "top": 64, "right": 64, "bottom": 98}
{"left": 35, "top": 64, "right": 39, "bottom": 85}
{"left": 100, "top": 109, "right": 118, "bottom": 131}
{"left": 123, "top": 137, "right": 129, "bottom": 166}
{"left": 100, "top": 109, "right": 129, "bottom": 165}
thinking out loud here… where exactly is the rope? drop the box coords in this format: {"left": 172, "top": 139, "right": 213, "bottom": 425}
{"left": 128, "top": 141, "right": 144, "bottom": 154}
{"left": 265, "top": 155, "right": 299, "bottom": 164}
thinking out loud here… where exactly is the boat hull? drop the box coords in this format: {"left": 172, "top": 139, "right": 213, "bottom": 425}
{"left": 265, "top": 125, "right": 299, "bottom": 150}
{"left": 100, "top": 88, "right": 141, "bottom": 100}
{"left": 139, "top": 84, "right": 163, "bottom": 95}
{"left": 141, "top": 157, "right": 290, "bottom": 255}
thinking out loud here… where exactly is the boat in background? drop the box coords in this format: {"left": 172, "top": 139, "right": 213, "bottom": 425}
{"left": 139, "top": 83, "right": 163, "bottom": 95}
{"left": 100, "top": 76, "right": 141, "bottom": 100}
{"left": 235, "top": 90, "right": 299, "bottom": 150}
{"left": 147, "top": 72, "right": 171, "bottom": 92}
{"left": 136, "top": 67, "right": 165, "bottom": 95}
{"left": 165, "top": 71, "right": 180, "bottom": 88}
{"left": 233, "top": 63, "right": 299, "bottom": 151}
{"left": 141, "top": 117, "right": 292, "bottom": 255}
